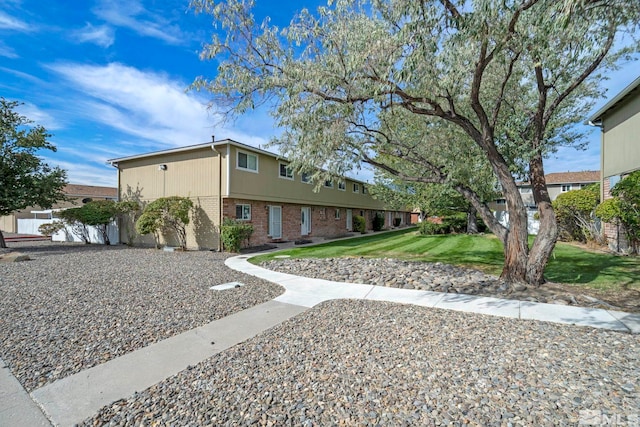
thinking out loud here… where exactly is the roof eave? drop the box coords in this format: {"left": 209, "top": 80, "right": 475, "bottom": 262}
{"left": 586, "top": 75, "right": 640, "bottom": 123}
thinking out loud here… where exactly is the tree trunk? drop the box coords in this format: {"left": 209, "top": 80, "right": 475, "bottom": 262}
{"left": 526, "top": 154, "right": 558, "bottom": 286}
{"left": 499, "top": 202, "right": 530, "bottom": 284}
{"left": 466, "top": 205, "right": 478, "bottom": 234}
{"left": 0, "top": 230, "right": 6, "bottom": 249}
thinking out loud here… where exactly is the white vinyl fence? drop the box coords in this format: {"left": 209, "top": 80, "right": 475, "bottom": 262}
{"left": 493, "top": 210, "right": 540, "bottom": 235}
{"left": 17, "top": 218, "right": 119, "bottom": 244}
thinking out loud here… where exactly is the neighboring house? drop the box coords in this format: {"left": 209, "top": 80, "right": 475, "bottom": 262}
{"left": 0, "top": 184, "right": 118, "bottom": 234}
{"left": 108, "top": 139, "right": 410, "bottom": 250}
{"left": 490, "top": 170, "right": 600, "bottom": 213}
{"left": 587, "top": 75, "right": 640, "bottom": 251}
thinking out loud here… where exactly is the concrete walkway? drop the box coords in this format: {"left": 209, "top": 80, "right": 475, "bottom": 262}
{"left": 225, "top": 255, "right": 640, "bottom": 334}
{"left": 2, "top": 251, "right": 639, "bottom": 426}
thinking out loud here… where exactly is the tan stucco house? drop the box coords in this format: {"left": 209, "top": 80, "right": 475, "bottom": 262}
{"left": 0, "top": 184, "right": 117, "bottom": 234}
{"left": 587, "top": 75, "right": 640, "bottom": 250}
{"left": 108, "top": 139, "right": 410, "bottom": 250}
{"left": 490, "top": 170, "right": 600, "bottom": 213}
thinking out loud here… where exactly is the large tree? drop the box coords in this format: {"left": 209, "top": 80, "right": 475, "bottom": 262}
{"left": 0, "top": 98, "right": 67, "bottom": 248}
{"left": 191, "top": 0, "right": 640, "bottom": 285}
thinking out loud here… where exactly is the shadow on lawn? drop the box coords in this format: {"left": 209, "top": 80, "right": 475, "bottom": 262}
{"left": 545, "top": 251, "right": 640, "bottom": 287}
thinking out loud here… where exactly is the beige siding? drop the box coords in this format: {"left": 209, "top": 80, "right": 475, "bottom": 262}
{"left": 226, "top": 145, "right": 385, "bottom": 210}
{"left": 602, "top": 94, "right": 640, "bottom": 178}
{"left": 0, "top": 215, "right": 16, "bottom": 233}
{"left": 116, "top": 148, "right": 222, "bottom": 250}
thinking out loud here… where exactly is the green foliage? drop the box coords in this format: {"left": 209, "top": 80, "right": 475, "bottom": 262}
{"left": 135, "top": 196, "right": 194, "bottom": 249}
{"left": 610, "top": 171, "right": 640, "bottom": 253}
{"left": 353, "top": 215, "right": 366, "bottom": 233}
{"left": 552, "top": 187, "right": 601, "bottom": 243}
{"left": 57, "top": 207, "right": 91, "bottom": 243}
{"left": 38, "top": 221, "right": 65, "bottom": 237}
{"left": 418, "top": 213, "right": 468, "bottom": 235}
{"left": 595, "top": 198, "right": 622, "bottom": 223}
{"left": 220, "top": 218, "right": 254, "bottom": 252}
{"left": 0, "top": 98, "right": 67, "bottom": 247}
{"left": 372, "top": 213, "right": 385, "bottom": 231}
{"left": 116, "top": 200, "right": 142, "bottom": 246}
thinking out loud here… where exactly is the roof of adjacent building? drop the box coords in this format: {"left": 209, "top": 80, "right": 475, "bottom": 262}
{"left": 587, "top": 75, "right": 640, "bottom": 123}
{"left": 545, "top": 171, "right": 600, "bottom": 184}
{"left": 517, "top": 170, "right": 600, "bottom": 186}
{"left": 63, "top": 184, "right": 117, "bottom": 199}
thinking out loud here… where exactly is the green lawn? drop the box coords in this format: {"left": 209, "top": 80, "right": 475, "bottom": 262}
{"left": 250, "top": 228, "right": 640, "bottom": 290}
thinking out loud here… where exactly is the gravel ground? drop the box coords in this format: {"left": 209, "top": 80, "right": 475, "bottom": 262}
{"left": 261, "top": 257, "right": 639, "bottom": 312}
{"left": 83, "top": 299, "right": 640, "bottom": 426}
{"left": 0, "top": 243, "right": 283, "bottom": 392}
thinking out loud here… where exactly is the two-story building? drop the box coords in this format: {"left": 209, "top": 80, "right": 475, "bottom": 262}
{"left": 108, "top": 139, "right": 410, "bottom": 250}
{"left": 587, "top": 75, "right": 640, "bottom": 250}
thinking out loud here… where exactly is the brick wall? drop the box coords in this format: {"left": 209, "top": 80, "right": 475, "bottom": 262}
{"left": 223, "top": 199, "right": 383, "bottom": 246}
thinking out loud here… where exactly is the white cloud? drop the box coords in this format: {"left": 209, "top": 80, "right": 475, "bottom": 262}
{"left": 93, "top": 0, "right": 185, "bottom": 45}
{"left": 72, "top": 23, "right": 115, "bottom": 48}
{"left": 16, "top": 102, "right": 63, "bottom": 130}
{"left": 0, "top": 41, "right": 18, "bottom": 58}
{"left": 46, "top": 62, "right": 270, "bottom": 150}
{"left": 43, "top": 157, "right": 117, "bottom": 187}
{"left": 0, "top": 11, "right": 30, "bottom": 31}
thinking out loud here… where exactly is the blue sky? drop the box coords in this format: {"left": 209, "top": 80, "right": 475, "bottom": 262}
{"left": 1, "top": 0, "right": 638, "bottom": 188}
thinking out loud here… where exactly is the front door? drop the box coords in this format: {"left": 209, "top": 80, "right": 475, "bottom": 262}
{"left": 269, "top": 206, "right": 282, "bottom": 239}
{"left": 301, "top": 207, "right": 311, "bottom": 236}
{"left": 346, "top": 209, "right": 353, "bottom": 231}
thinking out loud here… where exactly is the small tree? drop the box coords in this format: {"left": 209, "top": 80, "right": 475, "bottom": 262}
{"left": 38, "top": 221, "right": 65, "bottom": 237}
{"left": 58, "top": 208, "right": 91, "bottom": 243}
{"left": 135, "top": 196, "right": 193, "bottom": 249}
{"left": 80, "top": 200, "right": 119, "bottom": 245}
{"left": 0, "top": 98, "right": 67, "bottom": 248}
{"left": 552, "top": 184, "right": 601, "bottom": 243}
{"left": 116, "top": 200, "right": 142, "bottom": 246}
{"left": 600, "top": 171, "right": 640, "bottom": 254}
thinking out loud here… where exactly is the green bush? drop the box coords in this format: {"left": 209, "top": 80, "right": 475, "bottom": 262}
{"left": 418, "top": 213, "right": 469, "bottom": 235}
{"left": 353, "top": 215, "right": 366, "bottom": 233}
{"left": 38, "top": 221, "right": 65, "bottom": 237}
{"left": 135, "top": 196, "right": 193, "bottom": 249}
{"left": 220, "top": 218, "right": 254, "bottom": 252}
{"left": 418, "top": 220, "right": 448, "bottom": 235}
{"left": 372, "top": 213, "right": 385, "bottom": 231}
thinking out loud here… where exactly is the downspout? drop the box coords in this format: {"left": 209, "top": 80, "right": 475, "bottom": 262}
{"left": 215, "top": 144, "right": 223, "bottom": 252}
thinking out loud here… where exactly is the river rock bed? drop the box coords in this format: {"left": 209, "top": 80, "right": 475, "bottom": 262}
{"left": 260, "top": 257, "right": 630, "bottom": 311}
{"left": 82, "top": 299, "right": 640, "bottom": 426}
{"left": 0, "top": 244, "right": 283, "bottom": 391}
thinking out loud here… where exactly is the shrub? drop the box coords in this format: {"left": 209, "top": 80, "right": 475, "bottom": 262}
{"left": 220, "top": 218, "right": 254, "bottom": 252}
{"left": 372, "top": 213, "right": 385, "bottom": 231}
{"left": 353, "top": 215, "right": 366, "bottom": 233}
{"left": 38, "top": 221, "right": 65, "bottom": 237}
{"left": 418, "top": 220, "right": 448, "bottom": 235}
{"left": 552, "top": 185, "right": 600, "bottom": 243}
{"left": 135, "top": 196, "right": 193, "bottom": 249}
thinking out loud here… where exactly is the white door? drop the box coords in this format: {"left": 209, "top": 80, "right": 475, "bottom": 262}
{"left": 269, "top": 206, "right": 282, "bottom": 239}
{"left": 301, "top": 207, "right": 311, "bottom": 235}
{"left": 346, "top": 209, "right": 353, "bottom": 231}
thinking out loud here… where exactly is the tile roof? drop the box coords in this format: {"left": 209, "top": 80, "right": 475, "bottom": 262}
{"left": 544, "top": 171, "right": 600, "bottom": 184}
{"left": 63, "top": 184, "right": 117, "bottom": 198}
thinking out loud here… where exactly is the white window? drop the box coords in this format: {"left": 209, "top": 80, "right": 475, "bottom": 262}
{"left": 301, "top": 172, "right": 311, "bottom": 184}
{"left": 520, "top": 187, "right": 532, "bottom": 194}
{"left": 335, "top": 209, "right": 341, "bottom": 219}
{"left": 338, "top": 181, "right": 346, "bottom": 191}
{"left": 324, "top": 180, "right": 333, "bottom": 188}
{"left": 279, "top": 162, "right": 293, "bottom": 180}
{"left": 353, "top": 183, "right": 360, "bottom": 193}
{"left": 235, "top": 204, "right": 251, "bottom": 220}
{"left": 237, "top": 151, "right": 258, "bottom": 172}
{"left": 561, "top": 184, "right": 572, "bottom": 192}
{"left": 362, "top": 185, "right": 368, "bottom": 194}
{"left": 496, "top": 199, "right": 506, "bottom": 205}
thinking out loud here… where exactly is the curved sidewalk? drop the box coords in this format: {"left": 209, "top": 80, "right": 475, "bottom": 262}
{"left": 225, "top": 255, "right": 640, "bottom": 334}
